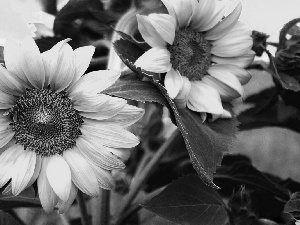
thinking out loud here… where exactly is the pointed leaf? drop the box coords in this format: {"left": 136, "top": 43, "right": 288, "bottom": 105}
{"left": 103, "top": 78, "right": 168, "bottom": 106}
{"left": 143, "top": 175, "right": 227, "bottom": 225}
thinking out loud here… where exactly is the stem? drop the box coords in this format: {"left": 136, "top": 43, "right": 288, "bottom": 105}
{"left": 77, "top": 191, "right": 90, "bottom": 225}
{"left": 114, "top": 129, "right": 181, "bottom": 221}
{"left": 115, "top": 186, "right": 166, "bottom": 225}
{"left": 99, "top": 189, "right": 111, "bottom": 225}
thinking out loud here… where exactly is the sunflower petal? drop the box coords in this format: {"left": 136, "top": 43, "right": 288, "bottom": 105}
{"left": 58, "top": 182, "right": 78, "bottom": 214}
{"left": 210, "top": 64, "right": 252, "bottom": 85}
{"left": 205, "top": 2, "right": 242, "bottom": 40}
{"left": 68, "top": 70, "right": 121, "bottom": 96}
{"left": 198, "top": 0, "right": 228, "bottom": 32}
{"left": 187, "top": 81, "right": 223, "bottom": 114}
{"left": 80, "top": 96, "right": 126, "bottom": 120}
{"left": 206, "top": 65, "right": 244, "bottom": 100}
{"left": 0, "top": 66, "right": 25, "bottom": 96}
{"left": 63, "top": 148, "right": 99, "bottom": 197}
{"left": 212, "top": 50, "right": 255, "bottom": 68}
{"left": 50, "top": 43, "right": 75, "bottom": 92}
{"left": 0, "top": 128, "right": 15, "bottom": 148}
{"left": 21, "top": 36, "right": 45, "bottom": 89}
{"left": 135, "top": 47, "right": 171, "bottom": 73}
{"left": 211, "top": 22, "right": 253, "bottom": 57}
{"left": 72, "top": 92, "right": 111, "bottom": 112}
{"left": 0, "top": 91, "right": 15, "bottom": 109}
{"left": 71, "top": 46, "right": 95, "bottom": 85}
{"left": 174, "top": 76, "right": 191, "bottom": 109}
{"left": 99, "top": 104, "right": 144, "bottom": 127}
{"left": 46, "top": 154, "right": 71, "bottom": 202}
{"left": 137, "top": 14, "right": 167, "bottom": 48}
{"left": 164, "top": 68, "right": 183, "bottom": 99}
{"left": 42, "top": 39, "right": 70, "bottom": 86}
{"left": 90, "top": 164, "right": 115, "bottom": 190}
{"left": 12, "top": 150, "right": 36, "bottom": 196}
{"left": 190, "top": 0, "right": 216, "bottom": 31}
{"left": 81, "top": 124, "right": 139, "bottom": 149}
{"left": 38, "top": 157, "right": 59, "bottom": 213}
{"left": 147, "top": 13, "right": 176, "bottom": 45}
{"left": 4, "top": 39, "right": 28, "bottom": 82}
{"left": 76, "top": 136, "right": 125, "bottom": 170}
{"left": 0, "top": 145, "right": 23, "bottom": 188}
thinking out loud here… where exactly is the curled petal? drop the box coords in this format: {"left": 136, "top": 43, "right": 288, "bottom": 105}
{"left": 210, "top": 109, "right": 232, "bottom": 122}
{"left": 164, "top": 68, "right": 183, "bottom": 99}
{"left": 58, "top": 182, "right": 78, "bottom": 214}
{"left": 187, "top": 81, "right": 223, "bottom": 114}
{"left": 212, "top": 50, "right": 255, "bottom": 68}
{"left": 174, "top": 76, "right": 191, "bottom": 109}
{"left": 135, "top": 47, "right": 171, "bottom": 73}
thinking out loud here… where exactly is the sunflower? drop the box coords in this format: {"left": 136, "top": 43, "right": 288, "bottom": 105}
{"left": 0, "top": 36, "right": 144, "bottom": 213}
{"left": 134, "top": 0, "right": 254, "bottom": 120}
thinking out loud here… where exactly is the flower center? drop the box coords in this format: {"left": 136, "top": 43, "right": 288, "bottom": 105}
{"left": 168, "top": 27, "right": 211, "bottom": 81}
{"left": 9, "top": 89, "right": 83, "bottom": 157}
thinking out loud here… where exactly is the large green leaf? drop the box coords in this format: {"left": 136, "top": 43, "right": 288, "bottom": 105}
{"left": 143, "top": 175, "right": 227, "bottom": 225}
{"left": 103, "top": 78, "right": 168, "bottom": 106}
{"left": 113, "top": 38, "right": 238, "bottom": 187}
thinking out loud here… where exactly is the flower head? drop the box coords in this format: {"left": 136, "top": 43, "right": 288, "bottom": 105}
{"left": 134, "top": 0, "right": 255, "bottom": 120}
{"left": 0, "top": 36, "right": 143, "bottom": 213}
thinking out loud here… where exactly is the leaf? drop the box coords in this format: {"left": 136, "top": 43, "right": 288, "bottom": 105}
{"left": 215, "top": 160, "right": 289, "bottom": 201}
{"left": 284, "top": 192, "right": 300, "bottom": 217}
{"left": 113, "top": 38, "right": 239, "bottom": 187}
{"left": 143, "top": 175, "right": 227, "bottom": 225}
{"left": 103, "top": 78, "right": 168, "bottom": 106}
{"left": 0, "top": 211, "right": 22, "bottom": 225}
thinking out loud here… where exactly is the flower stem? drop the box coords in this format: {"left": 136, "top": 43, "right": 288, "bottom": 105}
{"left": 77, "top": 191, "right": 90, "bottom": 225}
{"left": 114, "top": 129, "right": 181, "bottom": 222}
{"left": 115, "top": 186, "right": 166, "bottom": 225}
{"left": 99, "top": 189, "right": 111, "bottom": 225}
